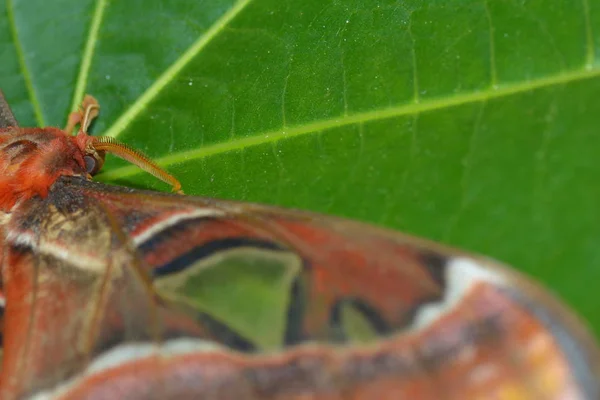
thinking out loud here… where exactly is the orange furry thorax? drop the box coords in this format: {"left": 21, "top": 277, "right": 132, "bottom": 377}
{"left": 0, "top": 127, "right": 87, "bottom": 211}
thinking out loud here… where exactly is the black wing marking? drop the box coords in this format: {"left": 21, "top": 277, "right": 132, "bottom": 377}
{"left": 0, "top": 90, "right": 19, "bottom": 128}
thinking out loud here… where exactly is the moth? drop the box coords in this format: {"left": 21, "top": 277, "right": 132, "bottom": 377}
{"left": 0, "top": 91, "right": 598, "bottom": 400}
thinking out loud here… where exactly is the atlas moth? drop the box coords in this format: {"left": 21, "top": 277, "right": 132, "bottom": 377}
{"left": 0, "top": 91, "right": 597, "bottom": 399}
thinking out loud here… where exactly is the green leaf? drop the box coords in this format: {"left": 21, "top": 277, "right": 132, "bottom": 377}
{"left": 2, "top": 0, "right": 600, "bottom": 342}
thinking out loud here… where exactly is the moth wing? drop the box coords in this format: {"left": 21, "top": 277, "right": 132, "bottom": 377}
{"left": 1, "top": 175, "right": 598, "bottom": 399}
{"left": 1, "top": 177, "right": 206, "bottom": 398}
{"left": 0, "top": 91, "right": 19, "bottom": 129}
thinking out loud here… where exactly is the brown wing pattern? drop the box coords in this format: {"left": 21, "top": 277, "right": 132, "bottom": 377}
{"left": 0, "top": 175, "right": 598, "bottom": 399}
{"left": 0, "top": 91, "right": 18, "bottom": 129}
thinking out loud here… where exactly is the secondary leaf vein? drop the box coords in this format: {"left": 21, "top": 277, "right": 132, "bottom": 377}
{"left": 103, "top": 0, "right": 253, "bottom": 139}
{"left": 407, "top": 11, "right": 419, "bottom": 103}
{"left": 582, "top": 0, "right": 595, "bottom": 67}
{"left": 484, "top": 0, "right": 497, "bottom": 87}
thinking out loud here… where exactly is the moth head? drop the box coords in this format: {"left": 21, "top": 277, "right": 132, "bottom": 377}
{"left": 71, "top": 95, "right": 182, "bottom": 193}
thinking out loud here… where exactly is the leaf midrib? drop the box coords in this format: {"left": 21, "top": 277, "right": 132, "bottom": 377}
{"left": 99, "top": 65, "right": 600, "bottom": 181}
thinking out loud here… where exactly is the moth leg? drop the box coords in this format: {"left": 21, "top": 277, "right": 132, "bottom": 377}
{"left": 65, "top": 95, "right": 100, "bottom": 135}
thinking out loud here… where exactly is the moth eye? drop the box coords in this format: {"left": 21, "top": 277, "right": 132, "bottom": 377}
{"left": 84, "top": 155, "right": 97, "bottom": 174}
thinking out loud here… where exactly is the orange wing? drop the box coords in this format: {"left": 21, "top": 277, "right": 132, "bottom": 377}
{"left": 0, "top": 175, "right": 597, "bottom": 399}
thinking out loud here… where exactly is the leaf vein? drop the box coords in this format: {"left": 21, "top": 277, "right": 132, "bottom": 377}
{"left": 531, "top": 93, "right": 559, "bottom": 230}
{"left": 281, "top": 62, "right": 292, "bottom": 128}
{"left": 6, "top": 0, "right": 45, "bottom": 126}
{"left": 443, "top": 101, "right": 486, "bottom": 241}
{"left": 104, "top": 0, "right": 254, "bottom": 139}
{"left": 407, "top": 11, "right": 419, "bottom": 103}
{"left": 582, "top": 0, "right": 595, "bottom": 67}
{"left": 99, "top": 66, "right": 600, "bottom": 182}
{"left": 70, "top": 0, "right": 107, "bottom": 113}
{"left": 484, "top": 0, "right": 498, "bottom": 87}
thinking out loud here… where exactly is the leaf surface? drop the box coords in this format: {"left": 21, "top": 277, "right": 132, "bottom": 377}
{"left": 2, "top": 0, "right": 600, "bottom": 338}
